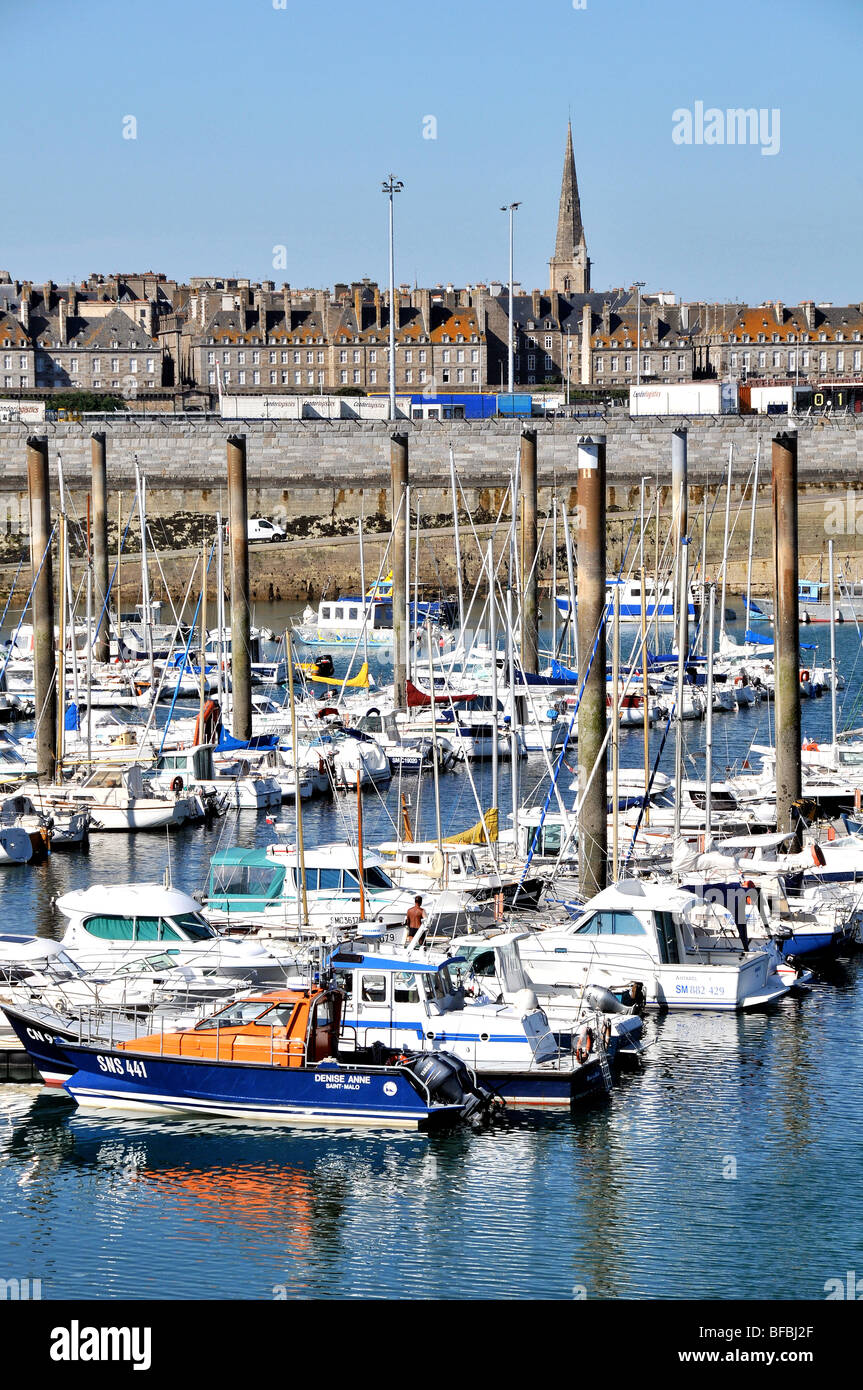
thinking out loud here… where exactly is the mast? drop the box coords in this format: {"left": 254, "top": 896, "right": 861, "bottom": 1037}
{"left": 425, "top": 620, "right": 443, "bottom": 856}
{"left": 488, "top": 539, "right": 499, "bottom": 847}
{"left": 719, "top": 443, "right": 733, "bottom": 643}
{"left": 55, "top": 510, "right": 66, "bottom": 779}
{"left": 551, "top": 486, "right": 558, "bottom": 659}
{"left": 744, "top": 441, "right": 761, "bottom": 643}
{"left": 611, "top": 582, "right": 620, "bottom": 879}
{"left": 358, "top": 496, "right": 369, "bottom": 669}
{"left": 286, "top": 631, "right": 309, "bottom": 931}
{"left": 640, "top": 564, "right": 650, "bottom": 826}
{"left": 829, "top": 538, "right": 838, "bottom": 753}
{"left": 199, "top": 538, "right": 208, "bottom": 729}
{"left": 672, "top": 537, "right": 690, "bottom": 843}
{"left": 449, "top": 446, "right": 465, "bottom": 641}
{"left": 704, "top": 583, "right": 716, "bottom": 845}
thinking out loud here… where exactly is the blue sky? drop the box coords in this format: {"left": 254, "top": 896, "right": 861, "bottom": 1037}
{"left": 2, "top": 0, "right": 860, "bottom": 303}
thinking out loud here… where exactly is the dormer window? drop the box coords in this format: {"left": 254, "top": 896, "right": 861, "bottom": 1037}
{"left": 527, "top": 321, "right": 535, "bottom": 331}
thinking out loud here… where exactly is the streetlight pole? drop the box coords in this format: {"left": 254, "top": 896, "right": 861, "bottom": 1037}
{"left": 501, "top": 201, "right": 521, "bottom": 397}
{"left": 634, "top": 280, "right": 646, "bottom": 386}
{"left": 382, "top": 175, "right": 403, "bottom": 422}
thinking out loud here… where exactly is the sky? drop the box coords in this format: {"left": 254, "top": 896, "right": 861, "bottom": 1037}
{"left": 2, "top": 0, "right": 860, "bottom": 304}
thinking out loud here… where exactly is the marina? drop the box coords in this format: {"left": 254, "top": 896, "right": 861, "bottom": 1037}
{"left": 3, "top": 0, "right": 863, "bottom": 1343}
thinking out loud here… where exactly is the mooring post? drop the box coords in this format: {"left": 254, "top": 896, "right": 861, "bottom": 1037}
{"left": 91, "top": 431, "right": 110, "bottom": 664}
{"left": 577, "top": 434, "right": 608, "bottom": 895}
{"left": 391, "top": 432, "right": 409, "bottom": 709}
{"left": 27, "top": 436, "right": 56, "bottom": 781}
{"left": 227, "top": 434, "right": 251, "bottom": 741}
{"left": 772, "top": 430, "right": 802, "bottom": 846}
{"left": 520, "top": 427, "right": 539, "bottom": 674}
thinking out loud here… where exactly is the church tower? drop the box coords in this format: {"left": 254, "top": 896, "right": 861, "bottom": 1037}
{"left": 548, "top": 122, "right": 590, "bottom": 295}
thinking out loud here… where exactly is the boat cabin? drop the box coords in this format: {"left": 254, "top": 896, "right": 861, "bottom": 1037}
{"left": 120, "top": 987, "right": 341, "bottom": 1068}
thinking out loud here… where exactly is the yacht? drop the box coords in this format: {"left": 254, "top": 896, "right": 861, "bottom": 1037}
{"left": 509, "top": 879, "right": 793, "bottom": 1011}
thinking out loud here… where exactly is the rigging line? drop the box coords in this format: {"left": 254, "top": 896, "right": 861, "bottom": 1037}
{"left": 0, "top": 522, "right": 59, "bottom": 692}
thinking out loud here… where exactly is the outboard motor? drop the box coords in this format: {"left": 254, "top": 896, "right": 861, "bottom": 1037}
{"left": 584, "top": 984, "right": 635, "bottom": 1016}
{"left": 315, "top": 654, "right": 335, "bottom": 678}
{"left": 395, "top": 1048, "right": 501, "bottom": 1122}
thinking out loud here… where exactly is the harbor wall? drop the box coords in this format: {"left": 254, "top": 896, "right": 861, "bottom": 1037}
{"left": 0, "top": 415, "right": 861, "bottom": 601}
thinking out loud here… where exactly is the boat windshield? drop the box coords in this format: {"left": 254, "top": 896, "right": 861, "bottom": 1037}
{"left": 425, "top": 967, "right": 454, "bottom": 1002}
{"left": 172, "top": 912, "right": 217, "bottom": 941}
{"left": 195, "top": 1000, "right": 280, "bottom": 1030}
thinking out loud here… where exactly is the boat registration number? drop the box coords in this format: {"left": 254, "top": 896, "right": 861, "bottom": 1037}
{"left": 95, "top": 1055, "right": 148, "bottom": 1078}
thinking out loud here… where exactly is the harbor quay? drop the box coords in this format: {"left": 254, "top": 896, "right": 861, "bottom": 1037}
{"left": 0, "top": 413, "right": 861, "bottom": 601}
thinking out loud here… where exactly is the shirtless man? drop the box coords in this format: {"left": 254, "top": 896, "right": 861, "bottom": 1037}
{"left": 405, "top": 895, "right": 426, "bottom": 943}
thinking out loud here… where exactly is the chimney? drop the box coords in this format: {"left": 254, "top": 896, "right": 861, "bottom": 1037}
{"left": 680, "top": 302, "right": 690, "bottom": 332}
{"left": 315, "top": 287, "right": 329, "bottom": 330}
{"left": 472, "top": 284, "right": 487, "bottom": 334}
{"left": 353, "top": 286, "right": 363, "bottom": 332}
{"left": 68, "top": 288, "right": 78, "bottom": 318}
{"left": 549, "top": 290, "right": 561, "bottom": 324}
{"left": 144, "top": 301, "right": 155, "bottom": 337}
{"left": 648, "top": 301, "right": 659, "bottom": 337}
{"left": 774, "top": 301, "right": 784, "bottom": 325}
{"left": 42, "top": 281, "right": 53, "bottom": 313}
{"left": 392, "top": 286, "right": 401, "bottom": 331}
{"left": 531, "top": 289, "right": 542, "bottom": 321}
{"left": 418, "top": 288, "right": 431, "bottom": 333}
{"left": 373, "top": 285, "right": 381, "bottom": 329}
{"left": 58, "top": 297, "right": 68, "bottom": 343}
{"left": 601, "top": 301, "right": 611, "bottom": 336}
{"left": 20, "top": 286, "right": 30, "bottom": 332}
{"left": 581, "top": 303, "right": 592, "bottom": 385}
{"left": 802, "top": 301, "right": 815, "bottom": 330}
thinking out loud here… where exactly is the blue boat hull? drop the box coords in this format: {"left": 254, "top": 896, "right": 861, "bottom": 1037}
{"left": 54, "top": 1042, "right": 467, "bottom": 1131}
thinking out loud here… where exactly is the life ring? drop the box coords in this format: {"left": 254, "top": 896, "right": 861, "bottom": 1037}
{"left": 800, "top": 669, "right": 811, "bottom": 684}
{"left": 827, "top": 825, "right": 837, "bottom": 841}
{"left": 193, "top": 699, "right": 221, "bottom": 746}
{"left": 803, "top": 741, "right": 818, "bottom": 751}
{"left": 811, "top": 843, "right": 826, "bottom": 867}
{"left": 170, "top": 776, "right": 184, "bottom": 795}
{"left": 601, "top": 1020, "right": 612, "bottom": 1050}
{"left": 575, "top": 1025, "right": 594, "bottom": 1064}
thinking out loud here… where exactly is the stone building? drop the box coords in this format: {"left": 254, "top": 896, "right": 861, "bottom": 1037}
{"left": 182, "top": 281, "right": 486, "bottom": 397}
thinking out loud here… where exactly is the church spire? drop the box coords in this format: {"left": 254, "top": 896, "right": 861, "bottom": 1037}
{"left": 549, "top": 121, "right": 590, "bottom": 295}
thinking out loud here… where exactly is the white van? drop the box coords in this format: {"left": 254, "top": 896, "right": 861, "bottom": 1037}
{"left": 226, "top": 517, "right": 287, "bottom": 543}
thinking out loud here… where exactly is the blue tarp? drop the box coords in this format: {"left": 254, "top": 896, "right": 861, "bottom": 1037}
{"left": 64, "top": 703, "right": 80, "bottom": 731}
{"left": 216, "top": 727, "right": 279, "bottom": 753}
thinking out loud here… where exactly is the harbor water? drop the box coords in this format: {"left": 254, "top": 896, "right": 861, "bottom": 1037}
{"left": 1, "top": 613, "right": 863, "bottom": 1300}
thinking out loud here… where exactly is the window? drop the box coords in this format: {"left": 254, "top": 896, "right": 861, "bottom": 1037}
{"left": 527, "top": 354, "right": 535, "bottom": 369}
{"left": 269, "top": 350, "right": 277, "bottom": 364}
{"left": 238, "top": 351, "right": 245, "bottom": 365}
{"left": 677, "top": 355, "right": 685, "bottom": 370}
{"left": 575, "top": 910, "right": 645, "bottom": 936}
{"left": 819, "top": 352, "right": 827, "bottom": 370}
{"left": 405, "top": 349, "right": 412, "bottom": 363}
{"left": 471, "top": 349, "right": 478, "bottom": 363}
{"left": 339, "top": 349, "right": 347, "bottom": 363}
{"left": 269, "top": 371, "right": 277, "bottom": 384}
{"left": 369, "top": 350, "right": 377, "bottom": 363}
{"left": 253, "top": 370, "right": 260, "bottom": 385}
{"left": 624, "top": 356, "right": 632, "bottom": 371}
{"left": 419, "top": 349, "right": 426, "bottom": 363}
{"left": 84, "top": 914, "right": 134, "bottom": 940}
{"left": 353, "top": 369, "right": 360, "bottom": 383}
{"left": 195, "top": 1001, "right": 274, "bottom": 1031}
{"left": 222, "top": 351, "right": 230, "bottom": 365}
{"left": 662, "top": 355, "right": 670, "bottom": 370}
{"left": 340, "top": 369, "right": 348, "bottom": 383}
{"left": 353, "top": 349, "right": 360, "bottom": 363}
{"left": 370, "top": 370, "right": 377, "bottom": 384}
{"left": 545, "top": 335, "right": 553, "bottom": 349}
{"left": 470, "top": 369, "right": 478, "bottom": 383}
{"left": 394, "top": 972, "right": 420, "bottom": 1003}
{"left": 252, "top": 351, "right": 260, "bottom": 364}
{"left": 238, "top": 371, "right": 245, "bottom": 385}
{"left": 111, "top": 358, "right": 119, "bottom": 372}
{"left": 360, "top": 974, "right": 388, "bottom": 1004}
{"left": 70, "top": 358, "right": 79, "bottom": 373}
